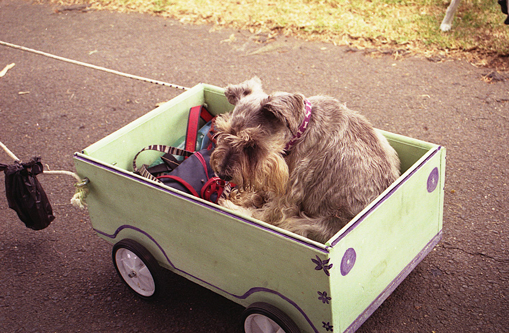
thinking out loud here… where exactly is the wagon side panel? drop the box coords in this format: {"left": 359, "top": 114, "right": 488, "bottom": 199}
{"left": 328, "top": 147, "right": 445, "bottom": 333}
{"left": 74, "top": 155, "right": 333, "bottom": 333}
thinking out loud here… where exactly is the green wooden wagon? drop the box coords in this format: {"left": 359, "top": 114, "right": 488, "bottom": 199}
{"left": 73, "top": 84, "right": 446, "bottom": 333}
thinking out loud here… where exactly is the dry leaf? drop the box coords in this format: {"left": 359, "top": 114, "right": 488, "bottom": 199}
{"left": 221, "top": 33, "right": 236, "bottom": 43}
{"left": 0, "top": 63, "right": 15, "bottom": 77}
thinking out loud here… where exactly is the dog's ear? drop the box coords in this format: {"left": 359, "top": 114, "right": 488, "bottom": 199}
{"left": 224, "top": 77, "right": 263, "bottom": 105}
{"left": 260, "top": 93, "right": 305, "bottom": 135}
{"left": 214, "top": 112, "right": 232, "bottom": 133}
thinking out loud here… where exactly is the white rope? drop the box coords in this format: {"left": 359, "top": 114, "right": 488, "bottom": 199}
{"left": 0, "top": 40, "right": 193, "bottom": 209}
{"left": 42, "top": 169, "right": 89, "bottom": 210}
{"left": 0, "top": 141, "right": 20, "bottom": 162}
{"left": 43, "top": 169, "right": 82, "bottom": 182}
{"left": 0, "top": 40, "right": 190, "bottom": 90}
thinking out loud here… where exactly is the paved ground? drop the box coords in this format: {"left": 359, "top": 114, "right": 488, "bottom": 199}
{"left": 0, "top": 0, "right": 508, "bottom": 332}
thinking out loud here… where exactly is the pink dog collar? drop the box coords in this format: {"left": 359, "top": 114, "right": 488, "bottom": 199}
{"left": 284, "top": 98, "right": 313, "bottom": 153}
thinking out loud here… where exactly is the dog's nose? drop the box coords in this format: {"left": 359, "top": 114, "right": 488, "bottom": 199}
{"left": 217, "top": 173, "right": 232, "bottom": 182}
{"left": 214, "top": 164, "right": 233, "bottom": 181}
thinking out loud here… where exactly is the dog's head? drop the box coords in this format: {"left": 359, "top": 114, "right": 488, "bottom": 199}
{"left": 210, "top": 77, "right": 307, "bottom": 194}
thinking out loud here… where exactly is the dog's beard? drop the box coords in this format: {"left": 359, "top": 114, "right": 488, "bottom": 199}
{"left": 244, "top": 151, "right": 289, "bottom": 195}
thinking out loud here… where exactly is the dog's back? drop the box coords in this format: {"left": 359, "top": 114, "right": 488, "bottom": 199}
{"left": 281, "top": 96, "right": 400, "bottom": 239}
{"left": 212, "top": 78, "right": 401, "bottom": 243}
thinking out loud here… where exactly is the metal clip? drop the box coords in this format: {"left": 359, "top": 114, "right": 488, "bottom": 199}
{"left": 74, "top": 177, "right": 90, "bottom": 188}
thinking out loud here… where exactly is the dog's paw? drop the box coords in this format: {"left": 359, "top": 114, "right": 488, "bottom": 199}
{"left": 218, "top": 198, "right": 255, "bottom": 217}
{"left": 224, "top": 77, "right": 263, "bottom": 105}
{"left": 440, "top": 23, "right": 452, "bottom": 32}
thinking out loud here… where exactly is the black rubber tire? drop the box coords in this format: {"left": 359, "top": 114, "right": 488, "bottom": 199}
{"left": 112, "top": 239, "right": 165, "bottom": 301}
{"left": 242, "top": 302, "right": 301, "bottom": 333}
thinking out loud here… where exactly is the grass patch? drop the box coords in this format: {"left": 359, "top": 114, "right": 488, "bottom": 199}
{"left": 49, "top": 0, "right": 509, "bottom": 69}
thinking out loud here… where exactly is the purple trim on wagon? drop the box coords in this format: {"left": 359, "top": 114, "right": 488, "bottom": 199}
{"left": 94, "top": 224, "right": 320, "bottom": 333}
{"left": 331, "top": 146, "right": 442, "bottom": 246}
{"left": 74, "top": 153, "right": 329, "bottom": 254}
{"left": 345, "top": 230, "right": 443, "bottom": 333}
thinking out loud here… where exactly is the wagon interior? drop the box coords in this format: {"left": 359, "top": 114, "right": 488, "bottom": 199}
{"left": 80, "top": 84, "right": 429, "bottom": 181}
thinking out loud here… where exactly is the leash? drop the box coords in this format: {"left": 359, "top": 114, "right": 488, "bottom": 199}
{"left": 0, "top": 40, "right": 194, "bottom": 209}
{"left": 0, "top": 40, "right": 190, "bottom": 90}
{"left": 0, "top": 40, "right": 195, "bottom": 209}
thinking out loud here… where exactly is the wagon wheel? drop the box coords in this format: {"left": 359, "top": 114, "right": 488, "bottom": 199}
{"left": 112, "top": 239, "right": 164, "bottom": 301}
{"left": 242, "top": 302, "right": 301, "bottom": 333}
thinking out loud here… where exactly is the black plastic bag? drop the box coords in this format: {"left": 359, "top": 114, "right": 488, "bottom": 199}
{"left": 0, "top": 157, "right": 55, "bottom": 230}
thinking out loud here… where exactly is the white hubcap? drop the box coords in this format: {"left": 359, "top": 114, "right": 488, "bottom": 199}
{"left": 115, "top": 248, "right": 155, "bottom": 297}
{"left": 244, "top": 314, "right": 285, "bottom": 333}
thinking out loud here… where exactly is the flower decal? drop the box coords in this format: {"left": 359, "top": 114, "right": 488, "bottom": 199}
{"left": 322, "top": 321, "right": 333, "bottom": 331}
{"left": 312, "top": 255, "right": 333, "bottom": 276}
{"left": 317, "top": 291, "right": 331, "bottom": 304}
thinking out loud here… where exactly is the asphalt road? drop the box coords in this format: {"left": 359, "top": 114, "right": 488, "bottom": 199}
{"left": 1, "top": 0, "right": 508, "bottom": 332}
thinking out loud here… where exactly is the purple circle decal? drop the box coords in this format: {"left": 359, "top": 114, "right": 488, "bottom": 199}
{"left": 340, "top": 248, "right": 356, "bottom": 276}
{"left": 427, "top": 167, "right": 439, "bottom": 193}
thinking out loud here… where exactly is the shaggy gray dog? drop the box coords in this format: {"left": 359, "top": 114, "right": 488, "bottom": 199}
{"left": 211, "top": 77, "right": 400, "bottom": 243}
